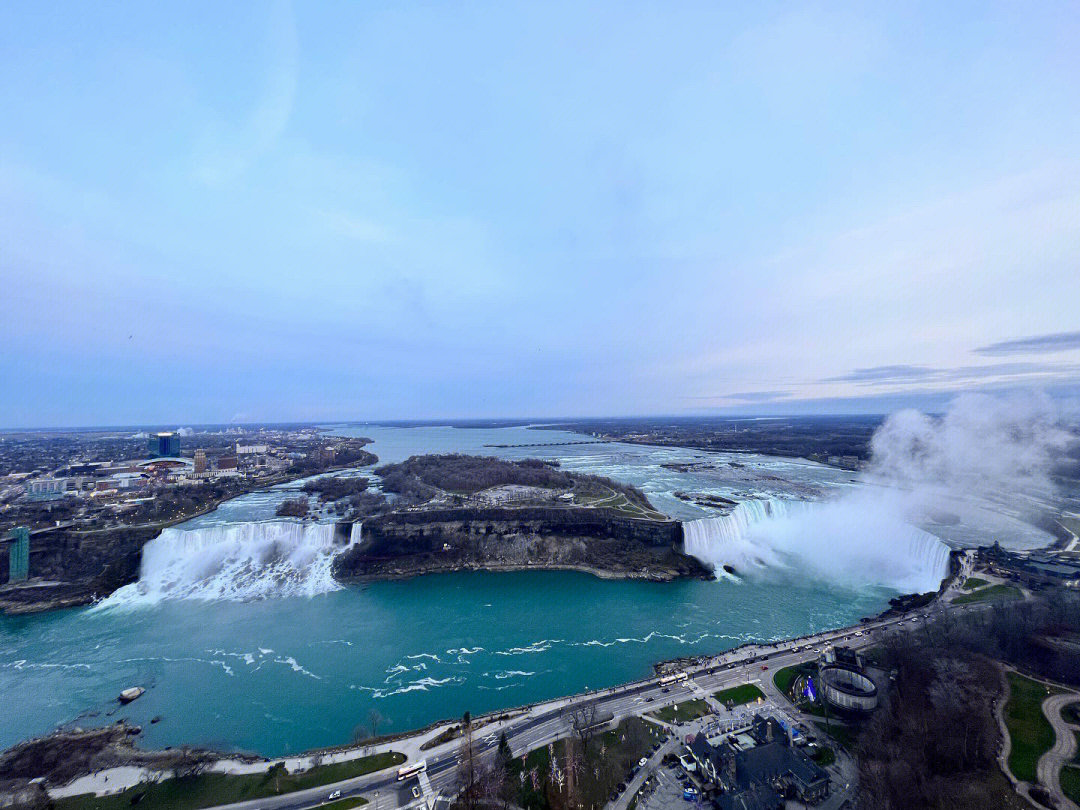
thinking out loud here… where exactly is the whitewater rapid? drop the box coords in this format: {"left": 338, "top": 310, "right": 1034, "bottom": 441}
{"left": 100, "top": 521, "right": 362, "bottom": 607}
{"left": 682, "top": 497, "right": 951, "bottom": 593}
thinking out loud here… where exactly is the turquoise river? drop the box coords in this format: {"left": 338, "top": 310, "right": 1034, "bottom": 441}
{"left": 0, "top": 424, "right": 1049, "bottom": 755}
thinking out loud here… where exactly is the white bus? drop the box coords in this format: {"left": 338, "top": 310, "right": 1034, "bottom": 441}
{"left": 658, "top": 672, "right": 689, "bottom": 686}
{"left": 397, "top": 760, "right": 427, "bottom": 781}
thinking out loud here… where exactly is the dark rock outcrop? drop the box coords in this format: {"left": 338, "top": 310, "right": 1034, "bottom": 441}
{"left": 0, "top": 525, "right": 158, "bottom": 614}
{"left": 334, "top": 506, "right": 710, "bottom": 582}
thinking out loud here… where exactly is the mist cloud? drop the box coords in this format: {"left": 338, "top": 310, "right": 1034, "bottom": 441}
{"left": 867, "top": 391, "right": 1071, "bottom": 505}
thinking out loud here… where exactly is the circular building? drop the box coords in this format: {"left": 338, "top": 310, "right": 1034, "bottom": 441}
{"left": 819, "top": 665, "right": 878, "bottom": 712}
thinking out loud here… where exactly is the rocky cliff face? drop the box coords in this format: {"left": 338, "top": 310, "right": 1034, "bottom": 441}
{"left": 333, "top": 506, "right": 710, "bottom": 582}
{"left": 0, "top": 526, "right": 157, "bottom": 614}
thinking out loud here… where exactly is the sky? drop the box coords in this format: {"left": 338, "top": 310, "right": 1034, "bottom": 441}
{"left": 2, "top": 1, "right": 1079, "bottom": 427}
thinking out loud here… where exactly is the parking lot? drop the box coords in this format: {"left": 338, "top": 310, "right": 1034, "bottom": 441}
{"left": 618, "top": 681, "right": 860, "bottom": 810}
{"left": 632, "top": 757, "right": 703, "bottom": 810}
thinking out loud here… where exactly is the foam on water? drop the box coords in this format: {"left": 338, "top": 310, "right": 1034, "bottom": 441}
{"left": 99, "top": 521, "right": 360, "bottom": 607}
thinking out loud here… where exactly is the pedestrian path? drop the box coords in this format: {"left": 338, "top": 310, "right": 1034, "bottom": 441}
{"left": 1037, "top": 693, "right": 1080, "bottom": 810}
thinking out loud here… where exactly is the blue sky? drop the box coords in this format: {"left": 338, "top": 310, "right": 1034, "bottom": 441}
{"left": 2, "top": 1, "right": 1079, "bottom": 427}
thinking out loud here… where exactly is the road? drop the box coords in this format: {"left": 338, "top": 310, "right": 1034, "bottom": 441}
{"left": 1036, "top": 693, "right": 1080, "bottom": 810}
{"left": 190, "top": 611, "right": 928, "bottom": 810}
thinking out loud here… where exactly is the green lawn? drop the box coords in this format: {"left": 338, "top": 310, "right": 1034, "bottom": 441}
{"left": 813, "top": 721, "right": 857, "bottom": 751}
{"left": 1004, "top": 672, "right": 1060, "bottom": 784}
{"left": 713, "top": 684, "right": 765, "bottom": 707}
{"left": 1064, "top": 701, "right": 1080, "bottom": 726}
{"left": 773, "top": 663, "right": 816, "bottom": 703}
{"left": 55, "top": 752, "right": 404, "bottom": 810}
{"left": 811, "top": 746, "right": 836, "bottom": 767}
{"left": 1073, "top": 730, "right": 1080, "bottom": 765}
{"left": 773, "top": 665, "right": 800, "bottom": 698}
{"left": 1062, "top": 766, "right": 1080, "bottom": 806}
{"left": 962, "top": 577, "right": 989, "bottom": 590}
{"left": 953, "top": 584, "right": 1023, "bottom": 605}
{"left": 647, "top": 698, "right": 712, "bottom": 724}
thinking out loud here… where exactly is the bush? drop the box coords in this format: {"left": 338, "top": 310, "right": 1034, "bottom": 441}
{"left": 275, "top": 498, "right": 309, "bottom": 518}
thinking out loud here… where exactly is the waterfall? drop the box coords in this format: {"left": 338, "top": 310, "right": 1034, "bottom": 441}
{"left": 99, "top": 521, "right": 359, "bottom": 607}
{"left": 682, "top": 496, "right": 951, "bottom": 593}
{"left": 683, "top": 500, "right": 809, "bottom": 577}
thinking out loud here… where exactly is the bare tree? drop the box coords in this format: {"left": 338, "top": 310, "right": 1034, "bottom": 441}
{"left": 368, "top": 709, "right": 383, "bottom": 740}
{"left": 266, "top": 762, "right": 288, "bottom": 794}
{"left": 563, "top": 736, "right": 582, "bottom": 810}
{"left": 457, "top": 722, "right": 479, "bottom": 810}
{"left": 568, "top": 701, "right": 600, "bottom": 751}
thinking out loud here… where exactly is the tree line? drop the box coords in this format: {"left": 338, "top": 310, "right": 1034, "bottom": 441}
{"left": 857, "top": 589, "right": 1080, "bottom": 809}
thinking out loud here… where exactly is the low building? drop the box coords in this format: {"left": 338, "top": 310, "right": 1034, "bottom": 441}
{"left": 26, "top": 478, "right": 68, "bottom": 500}
{"left": 109, "top": 472, "right": 147, "bottom": 490}
{"left": 818, "top": 646, "right": 878, "bottom": 713}
{"left": 689, "top": 714, "right": 829, "bottom": 806}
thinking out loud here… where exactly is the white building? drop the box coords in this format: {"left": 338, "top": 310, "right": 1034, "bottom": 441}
{"left": 27, "top": 478, "right": 67, "bottom": 499}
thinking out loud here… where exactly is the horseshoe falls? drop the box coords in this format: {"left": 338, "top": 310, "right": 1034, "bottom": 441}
{"left": 682, "top": 496, "right": 951, "bottom": 593}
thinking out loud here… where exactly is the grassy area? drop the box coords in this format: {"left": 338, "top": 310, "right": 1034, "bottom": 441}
{"left": 1063, "top": 766, "right": 1080, "bottom": 806}
{"left": 713, "top": 684, "right": 765, "bottom": 707}
{"left": 773, "top": 665, "right": 801, "bottom": 697}
{"left": 1064, "top": 701, "right": 1080, "bottom": 726}
{"left": 321, "top": 798, "right": 369, "bottom": 810}
{"left": 511, "top": 717, "right": 664, "bottom": 810}
{"left": 953, "top": 584, "right": 1023, "bottom": 605}
{"left": 773, "top": 663, "right": 817, "bottom": 704}
{"left": 55, "top": 752, "right": 404, "bottom": 810}
{"left": 571, "top": 481, "right": 668, "bottom": 521}
{"left": 647, "top": 698, "right": 712, "bottom": 724}
{"left": 962, "top": 576, "right": 989, "bottom": 590}
{"left": 1073, "top": 730, "right": 1080, "bottom": 765}
{"left": 1004, "top": 672, "right": 1060, "bottom": 784}
{"left": 813, "top": 721, "right": 858, "bottom": 751}
{"left": 811, "top": 746, "right": 836, "bottom": 767}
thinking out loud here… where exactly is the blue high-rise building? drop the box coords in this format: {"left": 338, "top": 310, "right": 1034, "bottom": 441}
{"left": 148, "top": 432, "right": 181, "bottom": 458}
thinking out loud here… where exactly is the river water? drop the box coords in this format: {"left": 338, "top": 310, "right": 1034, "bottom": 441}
{"left": 0, "top": 424, "right": 1051, "bottom": 755}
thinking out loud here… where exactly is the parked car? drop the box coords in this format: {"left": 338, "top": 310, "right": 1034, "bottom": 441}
{"left": 639, "top": 757, "right": 649, "bottom": 767}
